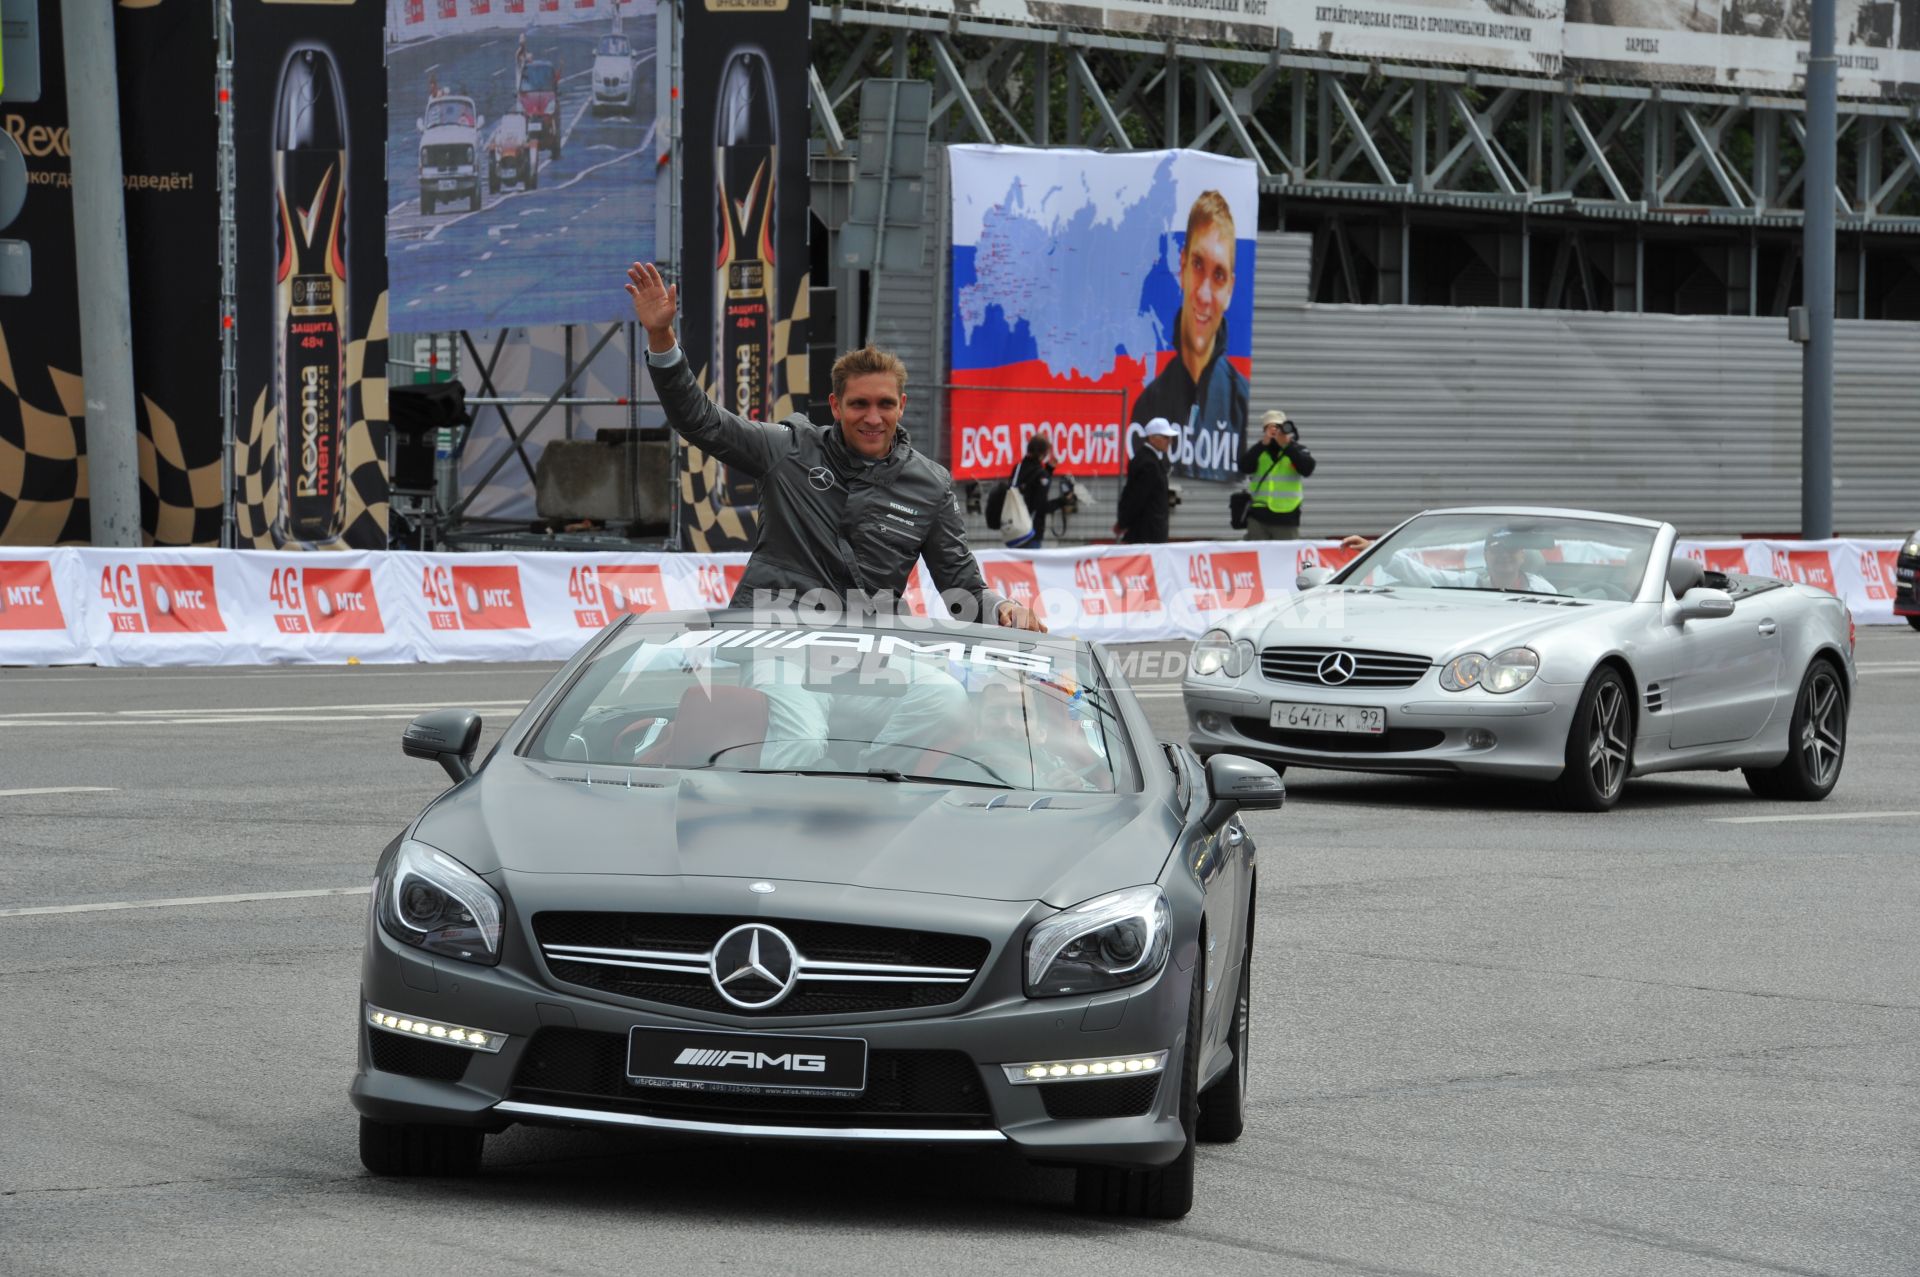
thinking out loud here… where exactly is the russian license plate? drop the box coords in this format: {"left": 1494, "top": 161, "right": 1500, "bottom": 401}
{"left": 1269, "top": 701, "right": 1385, "bottom": 735}
{"left": 437, "top": 180, "right": 462, "bottom": 191}
{"left": 626, "top": 1027, "right": 868, "bottom": 1096}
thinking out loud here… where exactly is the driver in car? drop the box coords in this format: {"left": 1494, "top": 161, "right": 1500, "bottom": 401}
{"left": 1385, "top": 528, "right": 1558, "bottom": 594}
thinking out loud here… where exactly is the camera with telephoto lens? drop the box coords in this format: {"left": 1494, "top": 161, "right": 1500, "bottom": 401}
{"left": 1166, "top": 484, "right": 1183, "bottom": 510}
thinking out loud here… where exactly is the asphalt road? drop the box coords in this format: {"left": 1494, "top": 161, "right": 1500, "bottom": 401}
{"left": 386, "top": 20, "right": 658, "bottom": 330}
{"left": 3, "top": 628, "right": 1918, "bottom": 1275}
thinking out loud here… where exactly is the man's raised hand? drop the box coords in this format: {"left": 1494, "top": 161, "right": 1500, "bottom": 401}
{"left": 625, "top": 262, "right": 678, "bottom": 345}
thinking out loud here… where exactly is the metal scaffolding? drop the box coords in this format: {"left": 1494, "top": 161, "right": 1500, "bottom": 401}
{"left": 812, "top": 5, "right": 1920, "bottom": 227}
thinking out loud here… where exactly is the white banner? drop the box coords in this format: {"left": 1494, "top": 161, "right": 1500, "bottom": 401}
{"left": 1, "top": 542, "right": 1906, "bottom": 668}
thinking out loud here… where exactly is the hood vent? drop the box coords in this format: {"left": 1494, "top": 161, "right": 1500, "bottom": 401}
{"left": 1503, "top": 595, "right": 1589, "bottom": 608}
{"left": 1644, "top": 683, "right": 1666, "bottom": 713}
{"left": 551, "top": 770, "right": 671, "bottom": 790}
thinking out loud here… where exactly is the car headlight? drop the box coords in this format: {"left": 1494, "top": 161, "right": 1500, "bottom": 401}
{"left": 378, "top": 839, "right": 504, "bottom": 966}
{"left": 1026, "top": 885, "right": 1171, "bottom": 997}
{"left": 1441, "top": 647, "right": 1538, "bottom": 693}
{"left": 1190, "top": 629, "right": 1255, "bottom": 679}
{"left": 1904, "top": 540, "right": 1920, "bottom": 559}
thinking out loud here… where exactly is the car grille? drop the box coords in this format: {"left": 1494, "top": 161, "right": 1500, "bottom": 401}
{"left": 422, "top": 144, "right": 471, "bottom": 169}
{"left": 1038, "top": 1076, "right": 1161, "bottom": 1119}
{"left": 368, "top": 1027, "right": 471, "bottom": 1082}
{"left": 1260, "top": 646, "right": 1431, "bottom": 689}
{"left": 1232, "top": 717, "right": 1446, "bottom": 754}
{"left": 510, "top": 1029, "right": 993, "bottom": 1128}
{"left": 532, "top": 913, "right": 992, "bottom": 1016}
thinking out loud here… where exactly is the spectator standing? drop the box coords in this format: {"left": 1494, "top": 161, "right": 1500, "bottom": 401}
{"left": 1240, "top": 409, "right": 1316, "bottom": 540}
{"left": 1006, "top": 435, "right": 1075, "bottom": 549}
{"left": 1115, "top": 417, "right": 1178, "bottom": 545}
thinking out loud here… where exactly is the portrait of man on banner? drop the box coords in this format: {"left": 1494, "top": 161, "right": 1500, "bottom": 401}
{"left": 1129, "top": 189, "right": 1249, "bottom": 478}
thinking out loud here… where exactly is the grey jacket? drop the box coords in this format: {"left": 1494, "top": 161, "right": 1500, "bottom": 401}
{"left": 649, "top": 350, "right": 1003, "bottom": 621}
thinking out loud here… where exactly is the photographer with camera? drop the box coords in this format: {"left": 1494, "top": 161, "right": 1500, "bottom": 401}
{"left": 1239, "top": 408, "right": 1317, "bottom": 540}
{"left": 1005, "top": 434, "right": 1077, "bottom": 549}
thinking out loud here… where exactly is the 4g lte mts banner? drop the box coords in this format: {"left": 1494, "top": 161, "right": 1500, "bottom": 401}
{"left": 675, "top": 0, "right": 812, "bottom": 553}
{"left": 0, "top": 0, "right": 220, "bottom": 547}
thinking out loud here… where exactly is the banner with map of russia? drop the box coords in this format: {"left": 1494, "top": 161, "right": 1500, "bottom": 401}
{"left": 948, "top": 147, "right": 1258, "bottom": 483}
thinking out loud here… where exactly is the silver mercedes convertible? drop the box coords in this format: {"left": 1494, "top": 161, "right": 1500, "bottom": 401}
{"left": 1184, "top": 507, "right": 1855, "bottom": 810}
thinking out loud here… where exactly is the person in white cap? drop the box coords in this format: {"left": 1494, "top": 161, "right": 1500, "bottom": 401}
{"left": 1239, "top": 408, "right": 1317, "bottom": 540}
{"left": 1115, "top": 416, "right": 1179, "bottom": 544}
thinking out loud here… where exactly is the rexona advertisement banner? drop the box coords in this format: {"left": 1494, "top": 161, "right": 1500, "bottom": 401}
{"left": 233, "top": 0, "right": 391, "bottom": 550}
{"left": 384, "top": 0, "right": 658, "bottom": 330}
{"left": 2, "top": 538, "right": 1908, "bottom": 667}
{"left": 673, "top": 0, "right": 813, "bottom": 553}
{"left": 0, "top": 0, "right": 221, "bottom": 548}
{"left": 950, "top": 147, "right": 1257, "bottom": 484}
{"left": 890, "top": 0, "right": 1920, "bottom": 96}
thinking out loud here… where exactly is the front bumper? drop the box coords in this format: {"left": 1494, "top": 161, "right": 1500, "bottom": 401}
{"left": 350, "top": 882, "right": 1193, "bottom": 1169}
{"left": 1895, "top": 553, "right": 1918, "bottom": 616}
{"left": 593, "top": 82, "right": 632, "bottom": 103}
{"left": 1184, "top": 668, "right": 1578, "bottom": 780}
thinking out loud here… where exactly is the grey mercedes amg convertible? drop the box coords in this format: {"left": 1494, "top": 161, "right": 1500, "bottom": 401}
{"left": 352, "top": 610, "right": 1282, "bottom": 1219}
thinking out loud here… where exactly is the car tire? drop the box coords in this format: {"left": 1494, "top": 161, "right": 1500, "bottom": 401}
{"left": 1073, "top": 962, "right": 1199, "bottom": 1220}
{"left": 528, "top": 158, "right": 539, "bottom": 190}
{"left": 1907, "top": 615, "right": 1920, "bottom": 632}
{"left": 1196, "top": 919, "right": 1251, "bottom": 1144}
{"left": 1555, "top": 666, "right": 1631, "bottom": 812}
{"left": 1743, "top": 659, "right": 1847, "bottom": 802}
{"left": 420, "top": 192, "right": 434, "bottom": 215}
{"left": 489, "top": 160, "right": 500, "bottom": 194}
{"left": 358, "top": 1116, "right": 483, "bottom": 1177}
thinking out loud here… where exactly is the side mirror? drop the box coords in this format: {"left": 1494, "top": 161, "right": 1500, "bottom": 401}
{"left": 1201, "top": 753, "right": 1285, "bottom": 833}
{"left": 403, "top": 709, "right": 483, "bottom": 783}
{"left": 1675, "top": 587, "right": 1735, "bottom": 623}
{"left": 1295, "top": 566, "right": 1333, "bottom": 591}
{"left": 477, "top": 114, "right": 485, "bottom": 127}
{"left": 416, "top": 117, "right": 427, "bottom": 132}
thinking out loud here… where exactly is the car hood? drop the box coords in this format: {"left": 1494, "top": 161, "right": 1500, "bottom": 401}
{"left": 1235, "top": 586, "right": 1626, "bottom": 660}
{"left": 421, "top": 124, "right": 476, "bottom": 147}
{"left": 593, "top": 56, "right": 630, "bottom": 74}
{"left": 413, "top": 757, "right": 1176, "bottom": 907}
{"left": 520, "top": 90, "right": 555, "bottom": 110}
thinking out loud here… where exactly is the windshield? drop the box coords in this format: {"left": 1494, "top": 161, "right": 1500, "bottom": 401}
{"left": 597, "top": 36, "right": 630, "bottom": 55}
{"left": 521, "top": 63, "right": 556, "bottom": 92}
{"left": 1337, "top": 513, "right": 1657, "bottom": 600}
{"left": 527, "top": 620, "right": 1136, "bottom": 793}
{"left": 424, "top": 99, "right": 475, "bottom": 129}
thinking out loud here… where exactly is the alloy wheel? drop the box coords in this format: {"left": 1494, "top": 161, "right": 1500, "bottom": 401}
{"left": 1588, "top": 680, "right": 1628, "bottom": 799}
{"left": 1800, "top": 668, "right": 1845, "bottom": 788}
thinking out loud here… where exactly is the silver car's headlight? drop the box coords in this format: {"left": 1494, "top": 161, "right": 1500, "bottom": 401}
{"left": 1440, "top": 647, "right": 1539, "bottom": 693}
{"left": 1026, "top": 885, "right": 1171, "bottom": 997}
{"left": 1904, "top": 540, "right": 1920, "bottom": 559}
{"left": 1190, "top": 629, "right": 1254, "bottom": 678}
{"left": 378, "top": 839, "right": 503, "bottom": 966}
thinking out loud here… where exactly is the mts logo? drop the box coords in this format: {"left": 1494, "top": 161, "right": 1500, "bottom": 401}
{"left": 1073, "top": 554, "right": 1162, "bottom": 616}
{"left": 1771, "top": 550, "right": 1836, "bottom": 593}
{"left": 568, "top": 564, "right": 668, "bottom": 629}
{"left": 269, "top": 566, "right": 384, "bottom": 634}
{"left": 695, "top": 562, "right": 746, "bottom": 609}
{"left": 1187, "top": 552, "right": 1263, "bottom": 612}
{"left": 1687, "top": 546, "right": 1751, "bottom": 575}
{"left": 1860, "top": 549, "right": 1900, "bottom": 601}
{"left": 983, "top": 561, "right": 1046, "bottom": 624}
{"left": 0, "top": 561, "right": 67, "bottom": 631}
{"left": 423, "top": 564, "right": 530, "bottom": 630}
{"left": 117, "top": 564, "right": 227, "bottom": 633}
{"left": 1295, "top": 544, "right": 1361, "bottom": 576}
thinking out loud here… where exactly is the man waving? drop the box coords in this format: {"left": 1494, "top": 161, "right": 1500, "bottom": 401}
{"left": 626, "top": 262, "right": 1042, "bottom": 630}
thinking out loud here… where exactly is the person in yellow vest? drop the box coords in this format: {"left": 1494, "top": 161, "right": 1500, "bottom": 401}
{"left": 1239, "top": 409, "right": 1316, "bottom": 540}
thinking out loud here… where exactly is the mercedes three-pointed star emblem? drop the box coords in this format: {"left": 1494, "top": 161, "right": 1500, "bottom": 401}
{"left": 1317, "top": 651, "right": 1358, "bottom": 686}
{"left": 710, "top": 923, "right": 800, "bottom": 1009}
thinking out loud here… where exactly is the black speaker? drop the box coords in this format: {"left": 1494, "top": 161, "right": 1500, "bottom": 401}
{"left": 388, "top": 382, "right": 469, "bottom": 493}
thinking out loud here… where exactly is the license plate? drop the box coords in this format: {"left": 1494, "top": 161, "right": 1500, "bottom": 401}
{"left": 1269, "top": 701, "right": 1384, "bottom": 734}
{"left": 626, "top": 1027, "right": 867, "bottom": 1096}
{"left": 437, "top": 180, "right": 461, "bottom": 191}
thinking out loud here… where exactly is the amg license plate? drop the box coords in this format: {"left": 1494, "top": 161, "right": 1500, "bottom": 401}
{"left": 626, "top": 1027, "right": 868, "bottom": 1096}
{"left": 1269, "top": 701, "right": 1385, "bottom": 735}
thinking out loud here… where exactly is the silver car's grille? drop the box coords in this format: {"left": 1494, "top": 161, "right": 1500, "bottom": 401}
{"left": 532, "top": 913, "right": 990, "bottom": 1015}
{"left": 1259, "top": 646, "right": 1431, "bottom": 689}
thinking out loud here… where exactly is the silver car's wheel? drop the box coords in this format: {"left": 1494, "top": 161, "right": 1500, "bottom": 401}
{"left": 1745, "top": 660, "right": 1847, "bottom": 801}
{"left": 1556, "top": 667, "right": 1631, "bottom": 811}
